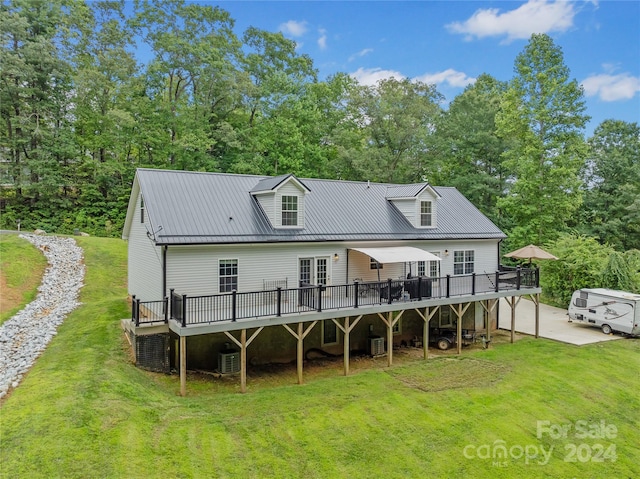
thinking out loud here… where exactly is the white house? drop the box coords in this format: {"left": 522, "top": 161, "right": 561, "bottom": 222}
{"left": 121, "top": 168, "right": 540, "bottom": 394}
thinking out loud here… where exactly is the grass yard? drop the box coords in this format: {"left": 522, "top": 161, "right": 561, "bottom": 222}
{"left": 0, "top": 233, "right": 48, "bottom": 325}
{"left": 1, "top": 236, "right": 639, "bottom": 478}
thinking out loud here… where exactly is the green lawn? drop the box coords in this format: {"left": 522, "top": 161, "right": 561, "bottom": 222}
{"left": 0, "top": 233, "right": 48, "bottom": 325}
{"left": 1, "top": 236, "right": 639, "bottom": 478}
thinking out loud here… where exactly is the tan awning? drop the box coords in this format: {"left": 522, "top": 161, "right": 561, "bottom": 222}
{"left": 350, "top": 246, "right": 441, "bottom": 263}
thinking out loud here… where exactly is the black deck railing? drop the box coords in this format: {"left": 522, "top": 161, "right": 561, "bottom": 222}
{"left": 132, "top": 267, "right": 539, "bottom": 327}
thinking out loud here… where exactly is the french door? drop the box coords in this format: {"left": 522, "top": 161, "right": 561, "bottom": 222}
{"left": 299, "top": 257, "right": 330, "bottom": 287}
{"left": 299, "top": 257, "right": 330, "bottom": 307}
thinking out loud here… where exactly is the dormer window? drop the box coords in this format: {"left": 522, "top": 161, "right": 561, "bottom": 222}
{"left": 420, "top": 201, "right": 432, "bottom": 227}
{"left": 281, "top": 195, "right": 298, "bottom": 226}
{"left": 386, "top": 183, "right": 438, "bottom": 229}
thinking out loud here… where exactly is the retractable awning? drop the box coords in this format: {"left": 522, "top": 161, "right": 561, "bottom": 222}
{"left": 350, "top": 246, "right": 441, "bottom": 263}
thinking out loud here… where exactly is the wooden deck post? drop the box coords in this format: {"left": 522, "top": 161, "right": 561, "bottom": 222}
{"left": 387, "top": 311, "right": 393, "bottom": 367}
{"left": 332, "top": 316, "right": 362, "bottom": 376}
{"left": 456, "top": 305, "right": 463, "bottom": 355}
{"left": 510, "top": 298, "right": 516, "bottom": 343}
{"left": 415, "top": 306, "right": 438, "bottom": 360}
{"left": 297, "top": 323, "right": 303, "bottom": 383}
{"left": 179, "top": 335, "right": 186, "bottom": 397}
{"left": 532, "top": 293, "right": 541, "bottom": 338}
{"left": 449, "top": 303, "right": 471, "bottom": 355}
{"left": 240, "top": 329, "right": 247, "bottom": 392}
{"left": 378, "top": 311, "right": 403, "bottom": 367}
{"left": 283, "top": 321, "right": 318, "bottom": 385}
{"left": 343, "top": 318, "right": 350, "bottom": 376}
{"left": 503, "top": 296, "right": 521, "bottom": 344}
{"left": 224, "top": 327, "right": 264, "bottom": 393}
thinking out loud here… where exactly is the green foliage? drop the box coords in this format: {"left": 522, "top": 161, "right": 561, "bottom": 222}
{"left": 540, "top": 234, "right": 614, "bottom": 307}
{"left": 578, "top": 120, "right": 640, "bottom": 251}
{"left": 600, "top": 251, "right": 635, "bottom": 292}
{"left": 496, "top": 34, "right": 589, "bottom": 245}
{"left": 431, "top": 74, "right": 508, "bottom": 225}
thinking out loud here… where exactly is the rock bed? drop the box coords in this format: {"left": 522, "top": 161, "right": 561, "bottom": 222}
{"left": 0, "top": 234, "right": 85, "bottom": 399}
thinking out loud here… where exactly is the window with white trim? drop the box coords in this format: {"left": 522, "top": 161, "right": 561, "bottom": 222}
{"left": 420, "top": 201, "right": 432, "bottom": 227}
{"left": 453, "top": 250, "right": 474, "bottom": 275}
{"left": 418, "top": 261, "right": 425, "bottom": 276}
{"left": 219, "top": 259, "right": 238, "bottom": 292}
{"left": 281, "top": 195, "right": 298, "bottom": 226}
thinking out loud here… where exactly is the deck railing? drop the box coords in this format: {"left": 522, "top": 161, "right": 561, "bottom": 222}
{"left": 132, "top": 267, "right": 539, "bottom": 327}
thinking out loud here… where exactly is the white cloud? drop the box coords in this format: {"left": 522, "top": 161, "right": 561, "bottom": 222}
{"left": 446, "top": 0, "right": 576, "bottom": 43}
{"left": 318, "top": 28, "right": 327, "bottom": 50}
{"left": 279, "top": 20, "right": 308, "bottom": 37}
{"left": 350, "top": 67, "right": 405, "bottom": 86}
{"left": 349, "top": 48, "right": 374, "bottom": 62}
{"left": 414, "top": 69, "right": 476, "bottom": 88}
{"left": 350, "top": 67, "right": 477, "bottom": 89}
{"left": 582, "top": 73, "right": 640, "bottom": 101}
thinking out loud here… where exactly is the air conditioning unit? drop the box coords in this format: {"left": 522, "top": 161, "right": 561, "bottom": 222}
{"left": 369, "top": 337, "right": 385, "bottom": 357}
{"left": 218, "top": 350, "right": 240, "bottom": 374}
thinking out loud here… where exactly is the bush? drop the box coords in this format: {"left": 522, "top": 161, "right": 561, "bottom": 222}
{"left": 540, "top": 234, "right": 614, "bottom": 307}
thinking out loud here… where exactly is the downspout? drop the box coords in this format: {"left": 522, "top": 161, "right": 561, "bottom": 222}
{"left": 346, "top": 249, "right": 349, "bottom": 284}
{"left": 162, "top": 245, "right": 167, "bottom": 298}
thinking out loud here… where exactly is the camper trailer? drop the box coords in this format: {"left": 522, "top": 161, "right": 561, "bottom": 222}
{"left": 568, "top": 288, "right": 640, "bottom": 336}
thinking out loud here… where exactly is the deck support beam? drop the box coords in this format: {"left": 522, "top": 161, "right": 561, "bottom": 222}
{"left": 283, "top": 321, "right": 318, "bottom": 384}
{"left": 224, "top": 327, "right": 264, "bottom": 393}
{"left": 480, "top": 299, "right": 499, "bottom": 345}
{"left": 449, "top": 303, "right": 471, "bottom": 355}
{"left": 416, "top": 306, "right": 440, "bottom": 359}
{"left": 504, "top": 296, "right": 522, "bottom": 343}
{"left": 529, "top": 293, "right": 541, "bottom": 338}
{"left": 378, "top": 310, "right": 403, "bottom": 366}
{"left": 332, "top": 315, "right": 362, "bottom": 376}
{"left": 179, "top": 336, "right": 186, "bottom": 396}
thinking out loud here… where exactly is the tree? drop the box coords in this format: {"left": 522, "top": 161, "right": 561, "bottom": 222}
{"left": 540, "top": 234, "right": 613, "bottom": 307}
{"left": 579, "top": 120, "right": 640, "bottom": 250}
{"left": 132, "top": 0, "right": 242, "bottom": 170}
{"left": 496, "top": 34, "right": 589, "bottom": 247}
{"left": 431, "top": 74, "right": 508, "bottom": 224}
{"left": 340, "top": 77, "right": 443, "bottom": 184}
{"left": 0, "top": 0, "right": 77, "bottom": 230}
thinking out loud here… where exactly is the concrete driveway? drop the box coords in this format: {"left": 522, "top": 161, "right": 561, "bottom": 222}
{"left": 498, "top": 297, "right": 623, "bottom": 346}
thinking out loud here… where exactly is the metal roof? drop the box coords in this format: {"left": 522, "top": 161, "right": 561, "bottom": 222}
{"left": 128, "top": 168, "right": 506, "bottom": 245}
{"left": 385, "top": 183, "right": 434, "bottom": 199}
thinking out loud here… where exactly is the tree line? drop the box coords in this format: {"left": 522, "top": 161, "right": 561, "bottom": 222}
{"left": 1, "top": 1, "right": 639, "bottom": 299}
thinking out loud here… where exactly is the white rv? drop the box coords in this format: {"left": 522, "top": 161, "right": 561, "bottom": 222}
{"left": 568, "top": 288, "right": 640, "bottom": 336}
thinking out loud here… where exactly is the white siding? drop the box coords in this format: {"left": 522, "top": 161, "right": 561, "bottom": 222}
{"left": 127, "top": 192, "right": 163, "bottom": 301}
{"left": 167, "top": 243, "right": 345, "bottom": 296}
{"left": 163, "top": 238, "right": 500, "bottom": 297}
{"left": 255, "top": 192, "right": 275, "bottom": 225}
{"left": 392, "top": 199, "right": 416, "bottom": 225}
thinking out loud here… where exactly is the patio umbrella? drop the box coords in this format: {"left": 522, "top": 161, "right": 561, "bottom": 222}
{"left": 504, "top": 244, "right": 558, "bottom": 264}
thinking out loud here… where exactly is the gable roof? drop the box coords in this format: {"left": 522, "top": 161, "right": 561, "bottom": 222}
{"left": 123, "top": 168, "right": 505, "bottom": 245}
{"left": 385, "top": 183, "right": 440, "bottom": 199}
{"left": 249, "top": 174, "right": 310, "bottom": 194}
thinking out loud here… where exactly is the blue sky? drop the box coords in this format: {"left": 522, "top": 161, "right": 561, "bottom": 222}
{"left": 212, "top": 0, "right": 639, "bottom": 136}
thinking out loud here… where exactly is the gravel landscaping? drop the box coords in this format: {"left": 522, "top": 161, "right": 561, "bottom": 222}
{"left": 0, "top": 234, "right": 85, "bottom": 399}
